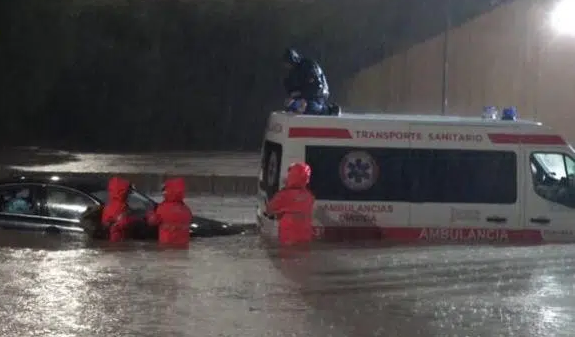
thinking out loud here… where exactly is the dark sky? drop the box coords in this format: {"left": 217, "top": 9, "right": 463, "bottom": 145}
{"left": 0, "top": 0, "right": 510, "bottom": 152}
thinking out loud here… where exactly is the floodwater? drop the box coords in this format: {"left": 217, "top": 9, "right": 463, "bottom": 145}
{"left": 2, "top": 230, "right": 575, "bottom": 337}
{"left": 2, "top": 148, "right": 259, "bottom": 176}
{"left": 156, "top": 195, "right": 258, "bottom": 224}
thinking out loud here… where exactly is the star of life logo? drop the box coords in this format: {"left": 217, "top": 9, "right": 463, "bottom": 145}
{"left": 339, "top": 151, "right": 379, "bottom": 191}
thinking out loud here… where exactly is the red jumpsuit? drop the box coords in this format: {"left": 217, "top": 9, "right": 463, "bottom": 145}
{"left": 147, "top": 178, "right": 192, "bottom": 247}
{"left": 266, "top": 162, "right": 315, "bottom": 246}
{"left": 101, "top": 177, "right": 137, "bottom": 242}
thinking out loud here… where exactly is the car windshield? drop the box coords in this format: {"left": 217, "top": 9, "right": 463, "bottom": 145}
{"left": 90, "top": 188, "right": 156, "bottom": 212}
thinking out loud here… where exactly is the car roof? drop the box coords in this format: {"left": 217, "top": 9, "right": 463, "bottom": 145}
{"left": 0, "top": 174, "right": 108, "bottom": 193}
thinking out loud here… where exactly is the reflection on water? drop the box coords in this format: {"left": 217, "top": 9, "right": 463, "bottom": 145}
{"left": 0, "top": 232, "right": 320, "bottom": 337}
{"left": 1, "top": 231, "right": 575, "bottom": 336}
{"left": 7, "top": 151, "right": 260, "bottom": 176}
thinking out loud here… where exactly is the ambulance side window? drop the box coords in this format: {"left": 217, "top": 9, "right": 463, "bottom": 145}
{"left": 260, "top": 141, "right": 282, "bottom": 199}
{"left": 412, "top": 149, "right": 517, "bottom": 204}
{"left": 305, "top": 146, "right": 411, "bottom": 201}
{"left": 530, "top": 152, "right": 575, "bottom": 208}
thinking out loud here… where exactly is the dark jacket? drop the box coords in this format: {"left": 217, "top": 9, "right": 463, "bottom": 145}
{"left": 283, "top": 49, "right": 329, "bottom": 101}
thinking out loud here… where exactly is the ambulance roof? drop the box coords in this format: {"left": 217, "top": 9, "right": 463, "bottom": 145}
{"left": 268, "top": 112, "right": 568, "bottom": 147}
{"left": 337, "top": 113, "right": 541, "bottom": 126}
{"left": 272, "top": 111, "right": 542, "bottom": 128}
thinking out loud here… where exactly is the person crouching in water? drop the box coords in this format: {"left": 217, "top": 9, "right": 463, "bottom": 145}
{"left": 266, "top": 162, "right": 315, "bottom": 246}
{"left": 146, "top": 178, "right": 193, "bottom": 248}
{"left": 101, "top": 176, "right": 138, "bottom": 242}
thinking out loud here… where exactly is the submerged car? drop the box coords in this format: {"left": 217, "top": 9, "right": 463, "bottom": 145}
{"left": 0, "top": 174, "right": 250, "bottom": 238}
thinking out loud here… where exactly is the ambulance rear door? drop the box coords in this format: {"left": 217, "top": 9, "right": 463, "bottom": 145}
{"left": 256, "top": 112, "right": 287, "bottom": 235}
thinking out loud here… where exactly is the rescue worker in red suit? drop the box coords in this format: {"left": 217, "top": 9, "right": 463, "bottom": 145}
{"left": 146, "top": 178, "right": 193, "bottom": 247}
{"left": 266, "top": 162, "right": 315, "bottom": 246}
{"left": 101, "top": 176, "right": 138, "bottom": 242}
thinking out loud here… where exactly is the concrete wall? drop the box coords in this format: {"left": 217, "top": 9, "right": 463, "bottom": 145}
{"left": 346, "top": 0, "right": 575, "bottom": 142}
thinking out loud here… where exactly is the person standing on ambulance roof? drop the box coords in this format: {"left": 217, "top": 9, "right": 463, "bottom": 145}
{"left": 146, "top": 178, "right": 193, "bottom": 247}
{"left": 101, "top": 176, "right": 138, "bottom": 242}
{"left": 283, "top": 48, "right": 330, "bottom": 115}
{"left": 266, "top": 162, "right": 315, "bottom": 246}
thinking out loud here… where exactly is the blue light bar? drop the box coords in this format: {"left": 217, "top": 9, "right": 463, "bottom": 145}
{"left": 482, "top": 106, "right": 498, "bottom": 120}
{"left": 501, "top": 106, "right": 517, "bottom": 121}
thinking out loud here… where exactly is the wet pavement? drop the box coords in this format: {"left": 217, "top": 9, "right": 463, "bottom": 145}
{"left": 1, "top": 148, "right": 260, "bottom": 176}
{"left": 2, "top": 228, "right": 575, "bottom": 337}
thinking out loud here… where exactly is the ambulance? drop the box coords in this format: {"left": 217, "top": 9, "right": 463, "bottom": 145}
{"left": 256, "top": 110, "right": 575, "bottom": 244}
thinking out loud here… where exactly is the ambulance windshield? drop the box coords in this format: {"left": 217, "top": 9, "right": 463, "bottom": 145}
{"left": 532, "top": 153, "right": 575, "bottom": 179}
{"left": 530, "top": 152, "right": 575, "bottom": 208}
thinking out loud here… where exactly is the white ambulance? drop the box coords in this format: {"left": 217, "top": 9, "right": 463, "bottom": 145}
{"left": 256, "top": 111, "right": 575, "bottom": 244}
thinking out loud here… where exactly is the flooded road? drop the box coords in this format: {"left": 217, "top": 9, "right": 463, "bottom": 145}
{"left": 1, "top": 230, "right": 575, "bottom": 337}
{"left": 2, "top": 148, "right": 260, "bottom": 176}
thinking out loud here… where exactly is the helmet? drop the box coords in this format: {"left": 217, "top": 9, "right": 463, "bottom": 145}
{"left": 283, "top": 48, "right": 301, "bottom": 65}
{"left": 286, "top": 162, "right": 312, "bottom": 188}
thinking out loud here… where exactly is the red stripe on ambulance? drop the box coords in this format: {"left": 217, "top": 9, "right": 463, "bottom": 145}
{"left": 286, "top": 129, "right": 566, "bottom": 145}
{"left": 288, "top": 127, "right": 353, "bottom": 139}
{"left": 487, "top": 133, "right": 565, "bottom": 145}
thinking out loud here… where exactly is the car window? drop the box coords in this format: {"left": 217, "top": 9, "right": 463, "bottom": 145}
{"left": 567, "top": 155, "right": 575, "bottom": 177}
{"left": 90, "top": 189, "right": 155, "bottom": 212}
{"left": 0, "top": 185, "right": 40, "bottom": 216}
{"left": 45, "top": 186, "right": 97, "bottom": 220}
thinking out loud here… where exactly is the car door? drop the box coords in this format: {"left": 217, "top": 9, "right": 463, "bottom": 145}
{"left": 524, "top": 150, "right": 575, "bottom": 242}
{"left": 40, "top": 185, "right": 100, "bottom": 232}
{"left": 0, "top": 183, "right": 46, "bottom": 231}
